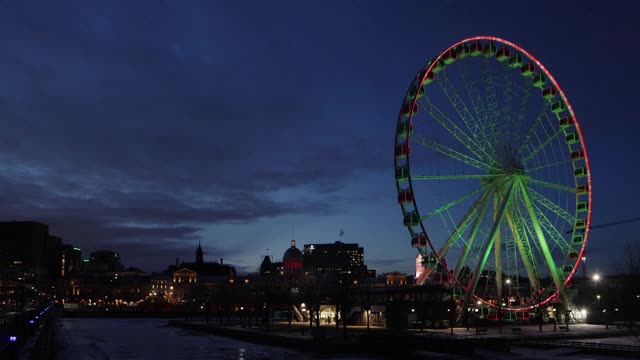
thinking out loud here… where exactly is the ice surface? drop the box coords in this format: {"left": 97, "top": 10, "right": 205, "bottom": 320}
{"left": 56, "top": 318, "right": 371, "bottom": 360}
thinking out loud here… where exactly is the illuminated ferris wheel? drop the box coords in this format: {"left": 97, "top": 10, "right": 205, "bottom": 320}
{"left": 394, "top": 36, "right": 592, "bottom": 311}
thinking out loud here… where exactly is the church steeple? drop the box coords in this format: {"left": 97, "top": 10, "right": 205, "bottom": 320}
{"left": 196, "top": 241, "right": 204, "bottom": 265}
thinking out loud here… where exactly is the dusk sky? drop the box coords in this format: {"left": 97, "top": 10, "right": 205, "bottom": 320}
{"left": 1, "top": 1, "right": 638, "bottom": 275}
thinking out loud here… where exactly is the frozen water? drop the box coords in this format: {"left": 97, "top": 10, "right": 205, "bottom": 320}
{"left": 56, "top": 318, "right": 370, "bottom": 360}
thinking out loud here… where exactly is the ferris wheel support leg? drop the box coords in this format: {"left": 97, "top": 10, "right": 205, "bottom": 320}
{"left": 518, "top": 181, "right": 566, "bottom": 301}
{"left": 463, "top": 181, "right": 517, "bottom": 313}
{"left": 493, "top": 195, "right": 503, "bottom": 303}
{"left": 505, "top": 209, "right": 540, "bottom": 291}
{"left": 454, "top": 193, "right": 491, "bottom": 280}
{"left": 440, "top": 189, "right": 492, "bottom": 258}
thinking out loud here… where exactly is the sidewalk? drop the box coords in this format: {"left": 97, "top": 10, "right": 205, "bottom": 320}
{"left": 415, "top": 323, "right": 632, "bottom": 341}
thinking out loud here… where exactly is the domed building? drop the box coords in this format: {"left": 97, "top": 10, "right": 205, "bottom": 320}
{"left": 283, "top": 240, "right": 303, "bottom": 275}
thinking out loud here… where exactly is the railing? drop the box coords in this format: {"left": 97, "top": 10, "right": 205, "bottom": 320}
{"left": 0, "top": 305, "right": 54, "bottom": 360}
{"left": 525, "top": 339, "right": 640, "bottom": 355}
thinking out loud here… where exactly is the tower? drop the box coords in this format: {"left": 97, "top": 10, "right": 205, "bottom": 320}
{"left": 196, "top": 241, "right": 204, "bottom": 265}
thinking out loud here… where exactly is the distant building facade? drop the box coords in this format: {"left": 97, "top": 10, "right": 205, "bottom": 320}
{"left": 166, "top": 242, "right": 236, "bottom": 302}
{"left": 84, "top": 250, "right": 124, "bottom": 273}
{"left": 303, "top": 241, "right": 374, "bottom": 278}
{"left": 259, "top": 255, "right": 283, "bottom": 277}
{"left": 0, "top": 221, "right": 64, "bottom": 281}
{"left": 167, "top": 242, "right": 236, "bottom": 278}
{"left": 61, "top": 245, "right": 82, "bottom": 278}
{"left": 150, "top": 273, "right": 172, "bottom": 299}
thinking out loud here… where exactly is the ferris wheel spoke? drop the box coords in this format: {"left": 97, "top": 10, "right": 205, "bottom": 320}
{"left": 527, "top": 159, "right": 573, "bottom": 172}
{"left": 505, "top": 205, "right": 541, "bottom": 291}
{"left": 517, "top": 108, "right": 551, "bottom": 159}
{"left": 498, "top": 66, "right": 514, "bottom": 144}
{"left": 531, "top": 202, "right": 572, "bottom": 255}
{"left": 464, "top": 181, "right": 516, "bottom": 303}
{"left": 439, "top": 189, "right": 492, "bottom": 258}
{"left": 411, "top": 174, "right": 497, "bottom": 181}
{"left": 518, "top": 181, "right": 565, "bottom": 295}
{"left": 521, "top": 127, "right": 564, "bottom": 164}
{"left": 481, "top": 57, "right": 500, "bottom": 145}
{"left": 420, "top": 186, "right": 484, "bottom": 222}
{"left": 435, "top": 70, "right": 499, "bottom": 166}
{"left": 418, "top": 98, "right": 492, "bottom": 164}
{"left": 459, "top": 60, "right": 496, "bottom": 156}
{"left": 527, "top": 178, "right": 576, "bottom": 194}
{"left": 412, "top": 134, "right": 495, "bottom": 171}
{"left": 529, "top": 188, "right": 575, "bottom": 226}
{"left": 512, "top": 78, "right": 534, "bottom": 145}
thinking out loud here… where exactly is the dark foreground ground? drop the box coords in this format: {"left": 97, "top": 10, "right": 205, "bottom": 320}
{"left": 12, "top": 314, "right": 640, "bottom": 359}
{"left": 169, "top": 319, "right": 640, "bottom": 359}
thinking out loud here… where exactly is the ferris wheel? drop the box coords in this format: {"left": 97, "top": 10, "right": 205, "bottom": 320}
{"left": 394, "top": 36, "right": 592, "bottom": 311}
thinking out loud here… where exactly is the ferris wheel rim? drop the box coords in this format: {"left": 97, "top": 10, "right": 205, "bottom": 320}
{"left": 394, "top": 35, "right": 592, "bottom": 311}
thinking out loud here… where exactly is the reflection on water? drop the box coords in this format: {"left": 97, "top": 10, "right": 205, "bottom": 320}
{"left": 56, "top": 318, "right": 367, "bottom": 360}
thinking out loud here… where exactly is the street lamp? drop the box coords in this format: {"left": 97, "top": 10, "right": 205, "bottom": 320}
{"left": 592, "top": 273, "right": 601, "bottom": 282}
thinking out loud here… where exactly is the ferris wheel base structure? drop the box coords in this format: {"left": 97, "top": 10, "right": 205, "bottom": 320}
{"left": 394, "top": 36, "right": 592, "bottom": 314}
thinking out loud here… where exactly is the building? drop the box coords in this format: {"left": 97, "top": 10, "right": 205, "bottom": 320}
{"left": 61, "top": 245, "right": 82, "bottom": 277}
{"left": 165, "top": 242, "right": 236, "bottom": 302}
{"left": 303, "top": 241, "right": 374, "bottom": 278}
{"left": 167, "top": 242, "right": 236, "bottom": 277}
{"left": 0, "top": 221, "right": 64, "bottom": 281}
{"left": 44, "top": 235, "right": 63, "bottom": 280}
{"left": 259, "top": 255, "right": 283, "bottom": 277}
{"left": 385, "top": 272, "right": 411, "bottom": 286}
{"left": 83, "top": 250, "right": 124, "bottom": 273}
{"left": 173, "top": 268, "right": 198, "bottom": 284}
{"left": 67, "top": 270, "right": 150, "bottom": 305}
{"left": 150, "top": 273, "right": 172, "bottom": 299}
{"left": 283, "top": 240, "right": 303, "bottom": 275}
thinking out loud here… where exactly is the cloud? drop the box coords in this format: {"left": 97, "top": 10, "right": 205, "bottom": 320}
{"left": 0, "top": 2, "right": 396, "bottom": 273}
{"left": 368, "top": 258, "right": 414, "bottom": 273}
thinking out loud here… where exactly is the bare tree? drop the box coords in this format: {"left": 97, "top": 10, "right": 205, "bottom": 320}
{"left": 624, "top": 242, "right": 640, "bottom": 274}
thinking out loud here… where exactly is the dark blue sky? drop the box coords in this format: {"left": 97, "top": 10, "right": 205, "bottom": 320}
{"left": 1, "top": 1, "right": 638, "bottom": 275}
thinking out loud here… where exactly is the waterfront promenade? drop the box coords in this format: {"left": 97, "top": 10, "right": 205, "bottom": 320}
{"left": 13, "top": 310, "right": 638, "bottom": 360}
{"left": 169, "top": 320, "right": 639, "bottom": 358}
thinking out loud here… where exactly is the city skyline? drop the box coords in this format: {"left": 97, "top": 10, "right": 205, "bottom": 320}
{"left": 1, "top": 2, "right": 639, "bottom": 275}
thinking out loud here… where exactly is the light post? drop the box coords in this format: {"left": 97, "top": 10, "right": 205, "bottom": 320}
{"left": 592, "top": 273, "right": 601, "bottom": 322}
{"left": 366, "top": 308, "right": 370, "bottom": 330}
